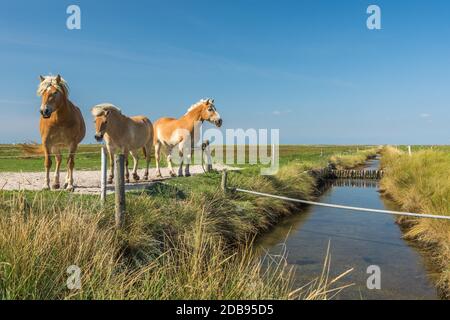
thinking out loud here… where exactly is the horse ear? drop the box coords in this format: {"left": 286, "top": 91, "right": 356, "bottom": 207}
{"left": 55, "top": 74, "right": 61, "bottom": 83}
{"left": 39, "top": 75, "right": 45, "bottom": 82}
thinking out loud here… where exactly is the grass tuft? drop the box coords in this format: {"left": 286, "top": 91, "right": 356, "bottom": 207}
{"left": 380, "top": 146, "right": 450, "bottom": 298}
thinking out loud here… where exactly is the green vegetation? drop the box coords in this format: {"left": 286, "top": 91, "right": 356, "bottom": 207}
{"left": 0, "top": 144, "right": 101, "bottom": 172}
{"left": 329, "top": 147, "right": 379, "bottom": 169}
{"left": 0, "top": 145, "right": 375, "bottom": 299}
{"left": 380, "top": 146, "right": 450, "bottom": 298}
{"left": 1, "top": 144, "right": 372, "bottom": 172}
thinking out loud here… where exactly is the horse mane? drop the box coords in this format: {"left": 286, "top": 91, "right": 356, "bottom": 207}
{"left": 37, "top": 75, "right": 70, "bottom": 97}
{"left": 185, "top": 98, "right": 213, "bottom": 115}
{"left": 91, "top": 103, "right": 122, "bottom": 117}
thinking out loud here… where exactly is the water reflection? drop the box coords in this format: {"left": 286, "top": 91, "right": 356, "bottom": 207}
{"left": 327, "top": 179, "right": 379, "bottom": 189}
{"left": 257, "top": 160, "right": 439, "bottom": 300}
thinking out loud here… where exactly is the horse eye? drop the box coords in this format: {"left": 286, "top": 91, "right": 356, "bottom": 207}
{"left": 208, "top": 107, "right": 213, "bottom": 112}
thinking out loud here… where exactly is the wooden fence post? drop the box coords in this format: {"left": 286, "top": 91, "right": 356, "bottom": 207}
{"left": 115, "top": 154, "right": 126, "bottom": 228}
{"left": 100, "top": 146, "right": 107, "bottom": 204}
{"left": 221, "top": 169, "right": 228, "bottom": 194}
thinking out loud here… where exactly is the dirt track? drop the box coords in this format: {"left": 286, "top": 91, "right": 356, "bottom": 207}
{"left": 0, "top": 164, "right": 236, "bottom": 195}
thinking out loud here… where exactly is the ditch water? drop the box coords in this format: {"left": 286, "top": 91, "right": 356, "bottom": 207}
{"left": 257, "top": 158, "right": 439, "bottom": 299}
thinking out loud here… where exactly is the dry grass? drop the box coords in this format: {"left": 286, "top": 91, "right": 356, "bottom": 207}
{"left": 329, "top": 147, "right": 379, "bottom": 170}
{"left": 380, "top": 146, "right": 450, "bottom": 298}
{"left": 0, "top": 160, "right": 351, "bottom": 300}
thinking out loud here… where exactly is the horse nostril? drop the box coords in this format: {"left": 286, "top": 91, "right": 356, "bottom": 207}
{"left": 41, "top": 108, "right": 51, "bottom": 118}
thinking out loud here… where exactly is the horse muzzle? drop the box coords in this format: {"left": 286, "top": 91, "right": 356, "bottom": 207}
{"left": 94, "top": 134, "right": 104, "bottom": 142}
{"left": 215, "top": 119, "right": 223, "bottom": 127}
{"left": 40, "top": 109, "right": 52, "bottom": 119}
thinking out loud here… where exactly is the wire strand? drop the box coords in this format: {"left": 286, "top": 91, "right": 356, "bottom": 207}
{"left": 233, "top": 187, "right": 450, "bottom": 221}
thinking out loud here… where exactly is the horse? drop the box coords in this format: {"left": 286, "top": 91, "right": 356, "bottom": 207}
{"left": 91, "top": 103, "right": 153, "bottom": 183}
{"left": 153, "top": 98, "right": 222, "bottom": 178}
{"left": 25, "top": 75, "right": 86, "bottom": 191}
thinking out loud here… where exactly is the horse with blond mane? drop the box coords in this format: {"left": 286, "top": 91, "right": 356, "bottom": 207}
{"left": 153, "top": 98, "right": 222, "bottom": 177}
{"left": 22, "top": 75, "right": 86, "bottom": 191}
{"left": 92, "top": 104, "right": 153, "bottom": 183}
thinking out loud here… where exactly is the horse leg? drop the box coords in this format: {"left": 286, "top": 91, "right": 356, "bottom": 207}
{"left": 154, "top": 142, "right": 162, "bottom": 178}
{"left": 177, "top": 142, "right": 185, "bottom": 177}
{"left": 124, "top": 150, "right": 130, "bottom": 183}
{"left": 143, "top": 144, "right": 151, "bottom": 180}
{"left": 184, "top": 155, "right": 191, "bottom": 177}
{"left": 43, "top": 146, "right": 52, "bottom": 190}
{"left": 167, "top": 147, "right": 176, "bottom": 177}
{"left": 184, "top": 142, "right": 192, "bottom": 177}
{"left": 52, "top": 152, "right": 62, "bottom": 189}
{"left": 107, "top": 146, "right": 115, "bottom": 184}
{"left": 65, "top": 146, "right": 77, "bottom": 192}
{"left": 130, "top": 150, "right": 140, "bottom": 181}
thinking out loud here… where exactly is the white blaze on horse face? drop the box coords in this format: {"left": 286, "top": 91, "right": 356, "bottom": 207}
{"left": 207, "top": 105, "right": 222, "bottom": 127}
{"left": 40, "top": 87, "right": 58, "bottom": 118}
{"left": 94, "top": 116, "right": 108, "bottom": 141}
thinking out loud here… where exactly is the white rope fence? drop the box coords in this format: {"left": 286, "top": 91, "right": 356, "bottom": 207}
{"left": 232, "top": 187, "right": 450, "bottom": 221}
{"left": 0, "top": 152, "right": 99, "bottom": 159}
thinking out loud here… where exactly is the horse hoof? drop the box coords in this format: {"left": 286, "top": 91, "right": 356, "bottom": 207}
{"left": 143, "top": 176, "right": 149, "bottom": 181}
{"left": 42, "top": 186, "right": 50, "bottom": 191}
{"left": 65, "top": 185, "right": 75, "bottom": 192}
{"left": 52, "top": 183, "right": 60, "bottom": 190}
{"left": 185, "top": 173, "right": 191, "bottom": 177}
{"left": 125, "top": 179, "right": 130, "bottom": 183}
{"left": 63, "top": 183, "right": 68, "bottom": 189}
{"left": 133, "top": 174, "right": 140, "bottom": 181}
{"left": 156, "top": 174, "right": 162, "bottom": 179}
{"left": 170, "top": 172, "right": 177, "bottom": 178}
{"left": 107, "top": 179, "right": 113, "bottom": 184}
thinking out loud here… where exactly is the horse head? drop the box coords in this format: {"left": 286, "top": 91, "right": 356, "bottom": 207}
{"left": 91, "top": 104, "right": 121, "bottom": 142}
{"left": 37, "top": 75, "right": 68, "bottom": 119}
{"left": 200, "top": 98, "right": 222, "bottom": 127}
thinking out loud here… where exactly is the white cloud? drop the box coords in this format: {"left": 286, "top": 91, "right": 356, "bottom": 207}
{"left": 272, "top": 109, "right": 292, "bottom": 116}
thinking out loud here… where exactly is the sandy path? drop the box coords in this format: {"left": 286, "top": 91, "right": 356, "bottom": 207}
{"left": 0, "top": 164, "right": 238, "bottom": 195}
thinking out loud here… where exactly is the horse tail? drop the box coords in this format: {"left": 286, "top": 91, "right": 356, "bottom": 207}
{"left": 18, "top": 143, "right": 44, "bottom": 155}
{"left": 142, "top": 147, "right": 147, "bottom": 158}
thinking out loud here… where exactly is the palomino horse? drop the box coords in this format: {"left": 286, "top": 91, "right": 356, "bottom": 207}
{"left": 92, "top": 104, "right": 153, "bottom": 183}
{"left": 153, "top": 98, "right": 222, "bottom": 177}
{"left": 32, "top": 75, "right": 86, "bottom": 191}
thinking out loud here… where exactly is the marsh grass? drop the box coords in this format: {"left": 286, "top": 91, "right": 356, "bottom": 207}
{"left": 329, "top": 148, "right": 379, "bottom": 170}
{"left": 0, "top": 159, "right": 351, "bottom": 300}
{"left": 380, "top": 146, "right": 450, "bottom": 298}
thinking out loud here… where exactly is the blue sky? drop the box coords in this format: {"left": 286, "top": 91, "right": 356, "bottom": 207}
{"left": 0, "top": 0, "right": 449, "bottom": 144}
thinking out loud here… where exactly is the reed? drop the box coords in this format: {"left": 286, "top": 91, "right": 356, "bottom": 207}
{"left": 380, "top": 146, "right": 450, "bottom": 298}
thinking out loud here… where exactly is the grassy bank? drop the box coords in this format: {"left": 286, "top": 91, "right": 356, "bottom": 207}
{"left": 0, "top": 145, "right": 372, "bottom": 299}
{"left": 380, "top": 146, "right": 450, "bottom": 298}
{"left": 329, "top": 147, "right": 379, "bottom": 169}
